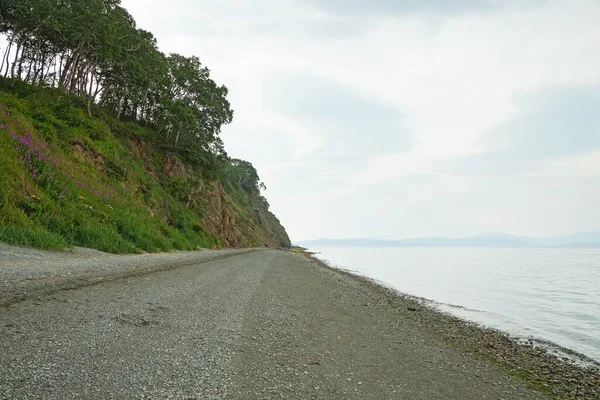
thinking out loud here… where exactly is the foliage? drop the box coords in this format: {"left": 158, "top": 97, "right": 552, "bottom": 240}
{"left": 0, "top": 0, "right": 232, "bottom": 174}
{"left": 0, "top": 0, "right": 289, "bottom": 252}
{"left": 219, "top": 159, "right": 290, "bottom": 248}
{"left": 220, "top": 158, "right": 267, "bottom": 198}
{"left": 0, "top": 82, "right": 222, "bottom": 253}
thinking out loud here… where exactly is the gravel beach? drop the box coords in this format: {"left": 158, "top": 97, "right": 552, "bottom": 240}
{"left": 0, "top": 245, "right": 598, "bottom": 399}
{"left": 0, "top": 243, "right": 252, "bottom": 307}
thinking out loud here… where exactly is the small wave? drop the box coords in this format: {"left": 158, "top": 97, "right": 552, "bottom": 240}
{"left": 435, "top": 302, "right": 485, "bottom": 313}
{"left": 430, "top": 301, "right": 509, "bottom": 320}
{"left": 520, "top": 337, "right": 600, "bottom": 368}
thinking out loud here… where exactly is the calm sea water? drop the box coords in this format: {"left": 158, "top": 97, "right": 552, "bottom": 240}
{"left": 311, "top": 247, "right": 600, "bottom": 363}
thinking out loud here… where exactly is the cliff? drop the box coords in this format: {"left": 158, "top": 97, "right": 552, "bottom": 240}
{"left": 0, "top": 79, "right": 290, "bottom": 253}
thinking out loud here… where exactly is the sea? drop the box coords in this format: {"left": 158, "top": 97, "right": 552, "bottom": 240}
{"left": 310, "top": 246, "right": 600, "bottom": 364}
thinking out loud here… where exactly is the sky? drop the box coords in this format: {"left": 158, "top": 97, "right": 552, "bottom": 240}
{"left": 121, "top": 0, "right": 600, "bottom": 241}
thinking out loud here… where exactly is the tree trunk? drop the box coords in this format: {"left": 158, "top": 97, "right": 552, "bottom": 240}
{"left": 59, "top": 49, "right": 79, "bottom": 89}
{"left": 86, "top": 70, "right": 96, "bottom": 116}
{"left": 116, "top": 97, "right": 123, "bottom": 120}
{"left": 10, "top": 41, "right": 22, "bottom": 78}
{"left": 1, "top": 38, "right": 13, "bottom": 77}
{"left": 66, "top": 51, "right": 83, "bottom": 93}
{"left": 31, "top": 56, "right": 40, "bottom": 84}
{"left": 25, "top": 57, "right": 34, "bottom": 83}
{"left": 57, "top": 52, "right": 66, "bottom": 86}
{"left": 16, "top": 45, "right": 26, "bottom": 80}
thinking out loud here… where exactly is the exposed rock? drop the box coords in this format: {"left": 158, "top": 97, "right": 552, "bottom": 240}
{"left": 158, "top": 151, "right": 290, "bottom": 249}
{"left": 203, "top": 182, "right": 239, "bottom": 248}
{"left": 201, "top": 180, "right": 290, "bottom": 248}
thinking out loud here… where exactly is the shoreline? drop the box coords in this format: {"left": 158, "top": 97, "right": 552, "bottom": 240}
{"left": 1, "top": 243, "right": 598, "bottom": 398}
{"left": 331, "top": 262, "right": 599, "bottom": 368}
{"left": 305, "top": 251, "right": 600, "bottom": 399}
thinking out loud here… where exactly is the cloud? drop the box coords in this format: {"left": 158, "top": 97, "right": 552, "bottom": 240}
{"left": 305, "top": 0, "right": 497, "bottom": 17}
{"left": 119, "top": 0, "right": 600, "bottom": 240}
{"left": 452, "top": 85, "right": 600, "bottom": 176}
{"left": 131, "top": 0, "right": 370, "bottom": 40}
{"left": 266, "top": 72, "right": 412, "bottom": 160}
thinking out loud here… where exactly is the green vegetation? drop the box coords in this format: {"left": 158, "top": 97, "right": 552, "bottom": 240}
{"left": 0, "top": 0, "right": 290, "bottom": 252}
{"left": 220, "top": 160, "right": 290, "bottom": 248}
{"left": 0, "top": 79, "right": 289, "bottom": 253}
{"left": 0, "top": 224, "right": 68, "bottom": 250}
{"left": 1, "top": 0, "right": 231, "bottom": 176}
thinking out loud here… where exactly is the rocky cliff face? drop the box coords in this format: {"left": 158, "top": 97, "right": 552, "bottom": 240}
{"left": 162, "top": 152, "right": 290, "bottom": 249}
{"left": 202, "top": 182, "right": 239, "bottom": 248}
{"left": 201, "top": 181, "right": 290, "bottom": 248}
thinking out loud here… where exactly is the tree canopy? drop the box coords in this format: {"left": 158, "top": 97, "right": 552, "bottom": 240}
{"left": 0, "top": 0, "right": 233, "bottom": 173}
{"left": 221, "top": 159, "right": 267, "bottom": 195}
{"left": 220, "top": 158, "right": 270, "bottom": 210}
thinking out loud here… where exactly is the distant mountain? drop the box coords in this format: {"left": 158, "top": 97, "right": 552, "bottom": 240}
{"left": 527, "top": 231, "right": 600, "bottom": 247}
{"left": 296, "top": 232, "right": 600, "bottom": 248}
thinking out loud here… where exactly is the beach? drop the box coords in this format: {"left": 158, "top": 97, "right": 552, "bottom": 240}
{"left": 0, "top": 245, "right": 598, "bottom": 398}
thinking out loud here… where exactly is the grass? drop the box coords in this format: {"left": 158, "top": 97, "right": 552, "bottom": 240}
{"left": 0, "top": 224, "right": 69, "bottom": 250}
{"left": 0, "top": 77, "right": 220, "bottom": 253}
{"left": 0, "top": 77, "right": 287, "bottom": 253}
{"left": 72, "top": 222, "right": 139, "bottom": 254}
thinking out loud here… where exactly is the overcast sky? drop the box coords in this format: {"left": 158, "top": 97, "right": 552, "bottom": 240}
{"left": 122, "top": 0, "right": 600, "bottom": 241}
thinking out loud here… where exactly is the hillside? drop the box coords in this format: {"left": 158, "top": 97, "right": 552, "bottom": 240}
{"left": 0, "top": 79, "right": 290, "bottom": 252}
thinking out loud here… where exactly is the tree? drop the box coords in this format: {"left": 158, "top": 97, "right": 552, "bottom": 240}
{"left": 0, "top": 0, "right": 234, "bottom": 176}
{"left": 221, "top": 159, "right": 266, "bottom": 196}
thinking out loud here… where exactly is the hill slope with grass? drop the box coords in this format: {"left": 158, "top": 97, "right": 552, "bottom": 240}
{"left": 0, "top": 79, "right": 290, "bottom": 253}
